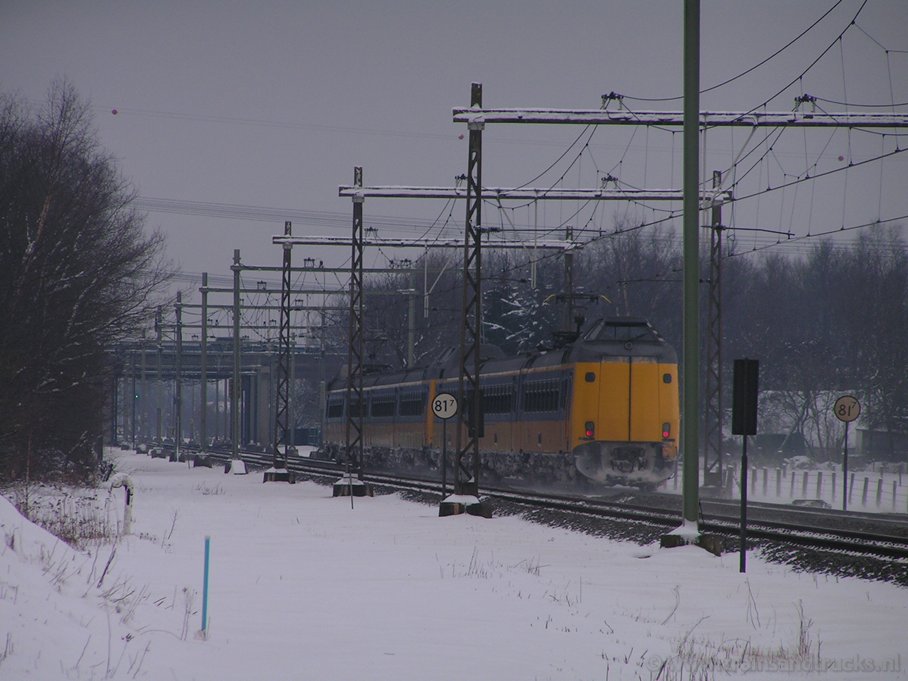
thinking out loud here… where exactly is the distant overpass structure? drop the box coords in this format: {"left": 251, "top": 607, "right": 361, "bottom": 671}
{"left": 109, "top": 337, "right": 345, "bottom": 450}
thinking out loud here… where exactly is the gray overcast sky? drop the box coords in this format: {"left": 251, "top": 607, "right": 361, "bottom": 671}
{"left": 3, "top": 1, "right": 907, "bottom": 291}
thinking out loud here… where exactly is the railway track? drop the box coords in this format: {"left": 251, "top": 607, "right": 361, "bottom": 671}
{"left": 171, "top": 446, "right": 908, "bottom": 564}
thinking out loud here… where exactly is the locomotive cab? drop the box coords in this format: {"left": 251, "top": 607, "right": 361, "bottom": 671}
{"left": 569, "top": 318, "right": 679, "bottom": 488}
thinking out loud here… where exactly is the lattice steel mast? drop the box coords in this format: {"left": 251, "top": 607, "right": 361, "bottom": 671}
{"left": 442, "top": 83, "right": 490, "bottom": 516}
{"left": 704, "top": 171, "right": 724, "bottom": 489}
{"left": 336, "top": 167, "right": 371, "bottom": 497}
{"left": 265, "top": 220, "right": 293, "bottom": 482}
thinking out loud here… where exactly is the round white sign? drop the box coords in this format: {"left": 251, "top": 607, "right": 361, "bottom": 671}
{"left": 432, "top": 392, "right": 458, "bottom": 420}
{"left": 833, "top": 395, "right": 861, "bottom": 423}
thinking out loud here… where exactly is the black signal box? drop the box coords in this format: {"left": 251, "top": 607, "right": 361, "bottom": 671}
{"left": 732, "top": 358, "right": 759, "bottom": 435}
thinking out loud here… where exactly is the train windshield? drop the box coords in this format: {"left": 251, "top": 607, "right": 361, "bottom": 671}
{"left": 583, "top": 319, "right": 660, "bottom": 343}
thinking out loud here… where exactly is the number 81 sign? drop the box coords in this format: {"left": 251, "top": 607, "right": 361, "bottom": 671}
{"left": 833, "top": 395, "right": 860, "bottom": 423}
{"left": 432, "top": 392, "right": 458, "bottom": 420}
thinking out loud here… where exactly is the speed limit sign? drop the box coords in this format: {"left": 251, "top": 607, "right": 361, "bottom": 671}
{"left": 432, "top": 392, "right": 458, "bottom": 420}
{"left": 833, "top": 395, "right": 861, "bottom": 423}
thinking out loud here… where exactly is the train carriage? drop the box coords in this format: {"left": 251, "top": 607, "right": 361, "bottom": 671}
{"left": 321, "top": 317, "right": 679, "bottom": 488}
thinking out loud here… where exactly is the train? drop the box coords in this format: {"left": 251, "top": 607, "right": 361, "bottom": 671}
{"left": 319, "top": 317, "right": 680, "bottom": 489}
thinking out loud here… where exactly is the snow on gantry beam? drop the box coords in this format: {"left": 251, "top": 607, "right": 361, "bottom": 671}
{"left": 272, "top": 235, "right": 577, "bottom": 250}
{"left": 338, "top": 185, "right": 732, "bottom": 203}
{"left": 452, "top": 108, "right": 908, "bottom": 128}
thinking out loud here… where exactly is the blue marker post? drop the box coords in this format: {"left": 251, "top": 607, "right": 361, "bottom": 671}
{"left": 201, "top": 536, "right": 211, "bottom": 634}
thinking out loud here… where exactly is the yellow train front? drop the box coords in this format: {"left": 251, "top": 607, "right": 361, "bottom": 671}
{"left": 321, "top": 317, "right": 679, "bottom": 488}
{"left": 566, "top": 317, "right": 679, "bottom": 487}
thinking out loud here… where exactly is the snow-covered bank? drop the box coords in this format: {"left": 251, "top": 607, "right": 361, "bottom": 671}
{"left": 1, "top": 450, "right": 906, "bottom": 680}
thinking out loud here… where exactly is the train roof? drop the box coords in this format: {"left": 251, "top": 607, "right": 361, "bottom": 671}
{"left": 569, "top": 316, "right": 676, "bottom": 363}
{"left": 327, "top": 317, "right": 676, "bottom": 392}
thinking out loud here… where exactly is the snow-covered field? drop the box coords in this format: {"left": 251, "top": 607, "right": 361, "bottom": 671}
{"left": 1, "top": 450, "right": 906, "bottom": 680}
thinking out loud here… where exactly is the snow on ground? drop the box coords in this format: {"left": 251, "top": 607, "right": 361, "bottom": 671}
{"left": 659, "top": 463, "right": 908, "bottom": 515}
{"left": 1, "top": 450, "right": 906, "bottom": 680}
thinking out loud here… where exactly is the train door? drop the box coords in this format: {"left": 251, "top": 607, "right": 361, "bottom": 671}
{"left": 597, "top": 358, "right": 630, "bottom": 442}
{"left": 597, "top": 357, "right": 660, "bottom": 444}
{"left": 560, "top": 372, "right": 572, "bottom": 451}
{"left": 628, "top": 358, "right": 660, "bottom": 443}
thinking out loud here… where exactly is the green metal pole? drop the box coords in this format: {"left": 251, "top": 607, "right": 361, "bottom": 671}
{"left": 232, "top": 250, "right": 241, "bottom": 461}
{"left": 200, "top": 273, "right": 208, "bottom": 451}
{"left": 682, "top": 0, "right": 701, "bottom": 527}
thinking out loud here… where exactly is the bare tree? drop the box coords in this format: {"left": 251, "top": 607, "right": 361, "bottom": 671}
{"left": 840, "top": 227, "right": 908, "bottom": 454}
{"left": 0, "top": 80, "right": 171, "bottom": 482}
{"left": 575, "top": 222, "right": 681, "bottom": 340}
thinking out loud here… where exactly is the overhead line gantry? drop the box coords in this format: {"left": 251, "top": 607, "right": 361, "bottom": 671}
{"left": 451, "top": 107, "right": 908, "bottom": 128}
{"left": 336, "top": 186, "right": 732, "bottom": 203}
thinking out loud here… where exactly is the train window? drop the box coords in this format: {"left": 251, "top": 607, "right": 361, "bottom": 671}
{"left": 663, "top": 373, "right": 672, "bottom": 384}
{"left": 585, "top": 372, "right": 596, "bottom": 382}
{"left": 523, "top": 379, "right": 560, "bottom": 412}
{"left": 399, "top": 390, "right": 425, "bottom": 416}
{"left": 326, "top": 399, "right": 344, "bottom": 419}
{"left": 370, "top": 397, "right": 395, "bottom": 418}
{"left": 561, "top": 378, "right": 571, "bottom": 409}
{"left": 482, "top": 385, "right": 514, "bottom": 414}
